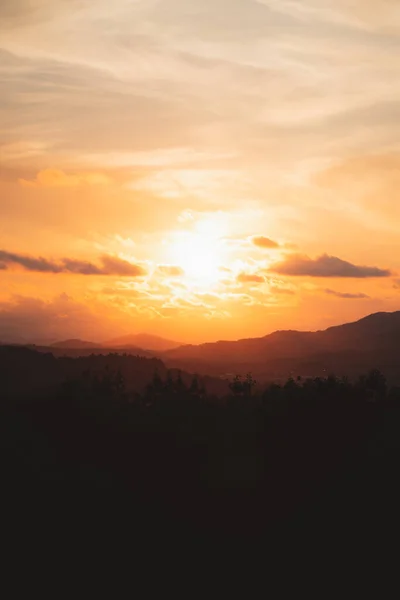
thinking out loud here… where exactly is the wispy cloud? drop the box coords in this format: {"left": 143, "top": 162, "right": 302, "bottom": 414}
{"left": 157, "top": 265, "right": 185, "bottom": 277}
{"left": 260, "top": 0, "right": 400, "bottom": 32}
{"left": 237, "top": 272, "right": 265, "bottom": 284}
{"left": 325, "top": 289, "right": 370, "bottom": 299}
{"left": 19, "top": 169, "right": 112, "bottom": 188}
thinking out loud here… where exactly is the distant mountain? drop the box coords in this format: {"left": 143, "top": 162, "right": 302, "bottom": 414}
{"left": 105, "top": 333, "right": 182, "bottom": 352}
{"left": 164, "top": 311, "right": 400, "bottom": 383}
{"left": 51, "top": 339, "right": 99, "bottom": 349}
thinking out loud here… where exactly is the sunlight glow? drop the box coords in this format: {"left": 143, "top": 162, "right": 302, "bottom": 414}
{"left": 169, "top": 232, "right": 224, "bottom": 288}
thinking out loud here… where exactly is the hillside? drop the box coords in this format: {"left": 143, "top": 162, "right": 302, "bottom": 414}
{"left": 0, "top": 345, "right": 228, "bottom": 397}
{"left": 163, "top": 311, "right": 400, "bottom": 382}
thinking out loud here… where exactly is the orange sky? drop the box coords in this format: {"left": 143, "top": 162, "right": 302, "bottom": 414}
{"left": 1, "top": 0, "right": 400, "bottom": 344}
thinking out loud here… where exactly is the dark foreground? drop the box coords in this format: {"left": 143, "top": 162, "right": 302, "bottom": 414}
{"left": 1, "top": 349, "right": 400, "bottom": 574}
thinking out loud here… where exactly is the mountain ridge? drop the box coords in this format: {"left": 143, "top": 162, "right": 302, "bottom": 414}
{"left": 163, "top": 310, "right": 400, "bottom": 382}
{"left": 166, "top": 311, "right": 400, "bottom": 352}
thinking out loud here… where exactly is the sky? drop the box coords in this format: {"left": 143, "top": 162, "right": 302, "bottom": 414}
{"left": 1, "top": 0, "right": 400, "bottom": 344}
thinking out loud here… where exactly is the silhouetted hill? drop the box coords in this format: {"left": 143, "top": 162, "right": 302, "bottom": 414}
{"left": 51, "top": 339, "right": 99, "bottom": 349}
{"left": 105, "top": 333, "right": 182, "bottom": 351}
{"left": 164, "top": 311, "right": 400, "bottom": 383}
{"left": 0, "top": 345, "right": 228, "bottom": 398}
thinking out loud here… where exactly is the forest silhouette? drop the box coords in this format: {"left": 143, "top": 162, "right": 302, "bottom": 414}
{"left": 2, "top": 343, "right": 400, "bottom": 561}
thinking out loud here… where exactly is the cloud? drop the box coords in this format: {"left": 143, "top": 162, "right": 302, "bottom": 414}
{"left": 315, "top": 154, "right": 400, "bottom": 224}
{"left": 19, "top": 169, "right": 112, "bottom": 188}
{"left": 99, "top": 255, "right": 146, "bottom": 277}
{"left": 62, "top": 259, "right": 108, "bottom": 275}
{"left": 260, "top": 0, "right": 400, "bottom": 32}
{"left": 0, "top": 250, "right": 146, "bottom": 277}
{"left": 251, "top": 235, "right": 280, "bottom": 249}
{"left": 324, "top": 289, "right": 370, "bottom": 299}
{"left": 0, "top": 250, "right": 63, "bottom": 273}
{"left": 271, "top": 253, "right": 391, "bottom": 278}
{"left": 130, "top": 168, "right": 246, "bottom": 200}
{"left": 0, "top": 293, "right": 119, "bottom": 344}
{"left": 157, "top": 265, "right": 185, "bottom": 277}
{"left": 0, "top": 0, "right": 80, "bottom": 24}
{"left": 237, "top": 272, "right": 265, "bottom": 284}
{"left": 270, "top": 286, "right": 295, "bottom": 295}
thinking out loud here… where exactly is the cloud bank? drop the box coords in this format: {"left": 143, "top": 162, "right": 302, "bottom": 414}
{"left": 271, "top": 254, "right": 391, "bottom": 278}
{"left": 0, "top": 250, "right": 146, "bottom": 277}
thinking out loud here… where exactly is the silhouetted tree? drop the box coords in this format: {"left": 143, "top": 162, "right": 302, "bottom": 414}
{"left": 366, "top": 369, "right": 387, "bottom": 401}
{"left": 229, "top": 373, "right": 256, "bottom": 398}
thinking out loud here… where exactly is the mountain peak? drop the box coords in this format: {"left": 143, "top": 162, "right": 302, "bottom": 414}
{"left": 104, "top": 333, "right": 182, "bottom": 352}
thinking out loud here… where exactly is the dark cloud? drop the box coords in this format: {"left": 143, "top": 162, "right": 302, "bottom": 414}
{"left": 100, "top": 256, "right": 146, "bottom": 277}
{"left": 325, "top": 289, "right": 370, "bottom": 299}
{"left": 157, "top": 265, "right": 185, "bottom": 277}
{"left": 62, "top": 259, "right": 104, "bottom": 275}
{"left": 0, "top": 263, "right": 8, "bottom": 270}
{"left": 271, "top": 253, "right": 391, "bottom": 278}
{"left": 0, "top": 249, "right": 146, "bottom": 277}
{"left": 237, "top": 272, "right": 265, "bottom": 284}
{"left": 251, "top": 236, "right": 280, "bottom": 249}
{"left": 0, "top": 250, "right": 63, "bottom": 273}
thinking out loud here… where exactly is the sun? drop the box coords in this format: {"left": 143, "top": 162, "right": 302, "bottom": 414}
{"left": 169, "top": 231, "right": 223, "bottom": 287}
